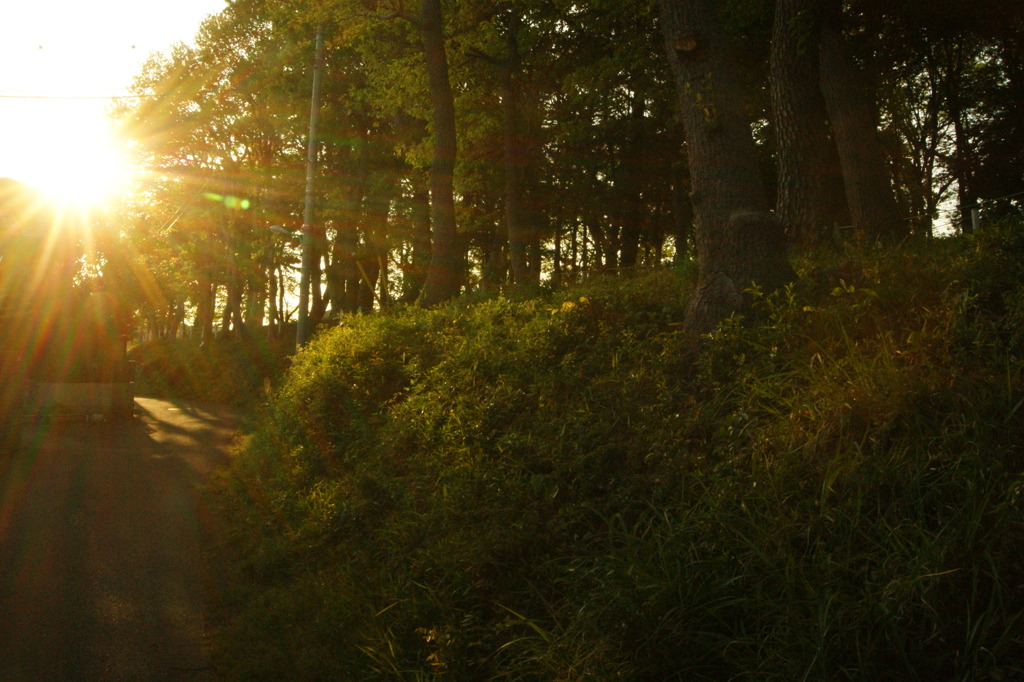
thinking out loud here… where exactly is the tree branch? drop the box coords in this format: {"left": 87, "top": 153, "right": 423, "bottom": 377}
{"left": 466, "top": 47, "right": 503, "bottom": 66}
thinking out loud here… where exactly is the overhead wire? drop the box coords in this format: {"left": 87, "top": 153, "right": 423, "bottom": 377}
{"left": 0, "top": 43, "right": 153, "bottom": 101}
{"left": 0, "top": 94, "right": 143, "bottom": 100}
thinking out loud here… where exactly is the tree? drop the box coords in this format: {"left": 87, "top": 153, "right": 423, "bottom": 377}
{"left": 658, "top": 0, "right": 793, "bottom": 336}
{"left": 118, "top": 2, "right": 311, "bottom": 340}
{"left": 770, "top": 0, "right": 845, "bottom": 245}
{"left": 490, "top": 8, "right": 533, "bottom": 285}
{"left": 818, "top": 0, "right": 905, "bottom": 239}
{"left": 128, "top": 0, "right": 1024, "bottom": 333}
{"left": 837, "top": 0, "right": 1024, "bottom": 234}
{"left": 415, "top": 0, "right": 465, "bottom": 305}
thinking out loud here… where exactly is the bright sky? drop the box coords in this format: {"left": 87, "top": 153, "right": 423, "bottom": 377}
{"left": 0, "top": 0, "right": 226, "bottom": 205}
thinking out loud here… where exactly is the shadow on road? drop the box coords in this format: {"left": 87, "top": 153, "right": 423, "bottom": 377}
{"left": 0, "top": 397, "right": 241, "bottom": 680}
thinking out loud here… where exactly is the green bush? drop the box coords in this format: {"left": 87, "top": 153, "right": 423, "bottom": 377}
{"left": 213, "top": 236, "right": 1024, "bottom": 680}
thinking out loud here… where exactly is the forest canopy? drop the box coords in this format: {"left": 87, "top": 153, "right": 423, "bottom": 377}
{"left": 110, "top": 0, "right": 1024, "bottom": 340}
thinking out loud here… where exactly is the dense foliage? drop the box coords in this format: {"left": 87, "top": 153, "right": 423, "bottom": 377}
{"left": 212, "top": 226, "right": 1024, "bottom": 679}
{"left": 109, "top": 0, "right": 1024, "bottom": 338}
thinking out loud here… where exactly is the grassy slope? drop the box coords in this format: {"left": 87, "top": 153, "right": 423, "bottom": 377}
{"left": 212, "top": 229, "right": 1024, "bottom": 680}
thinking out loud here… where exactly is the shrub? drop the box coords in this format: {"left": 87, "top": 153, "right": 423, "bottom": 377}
{"left": 213, "top": 236, "right": 1024, "bottom": 680}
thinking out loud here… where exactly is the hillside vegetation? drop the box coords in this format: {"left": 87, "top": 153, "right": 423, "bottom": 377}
{"left": 212, "top": 228, "right": 1024, "bottom": 680}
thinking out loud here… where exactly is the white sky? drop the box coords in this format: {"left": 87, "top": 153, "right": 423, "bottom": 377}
{"left": 0, "top": 0, "right": 226, "bottom": 196}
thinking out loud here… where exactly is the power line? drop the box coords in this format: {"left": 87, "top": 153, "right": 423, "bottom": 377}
{"left": 980, "top": 189, "right": 1024, "bottom": 203}
{"left": 0, "top": 93, "right": 143, "bottom": 100}
{"left": 0, "top": 44, "right": 145, "bottom": 51}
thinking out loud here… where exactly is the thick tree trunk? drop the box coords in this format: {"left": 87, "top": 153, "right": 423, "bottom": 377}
{"left": 819, "top": 1, "right": 905, "bottom": 239}
{"left": 770, "top": 0, "right": 846, "bottom": 245}
{"left": 659, "top": 0, "right": 793, "bottom": 336}
{"left": 416, "top": 0, "right": 464, "bottom": 306}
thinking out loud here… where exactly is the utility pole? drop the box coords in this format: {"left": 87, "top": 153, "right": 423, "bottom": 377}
{"left": 297, "top": 24, "right": 324, "bottom": 349}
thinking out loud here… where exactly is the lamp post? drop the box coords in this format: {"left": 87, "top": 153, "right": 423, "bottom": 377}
{"left": 296, "top": 24, "right": 324, "bottom": 349}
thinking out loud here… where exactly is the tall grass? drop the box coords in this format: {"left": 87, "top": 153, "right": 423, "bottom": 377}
{"left": 212, "top": 227, "right": 1024, "bottom": 680}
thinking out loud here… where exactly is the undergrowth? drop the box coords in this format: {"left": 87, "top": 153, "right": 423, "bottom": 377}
{"left": 212, "top": 225, "right": 1024, "bottom": 680}
{"left": 130, "top": 333, "right": 292, "bottom": 407}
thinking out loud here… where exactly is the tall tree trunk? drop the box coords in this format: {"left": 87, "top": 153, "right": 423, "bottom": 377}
{"left": 527, "top": 237, "right": 541, "bottom": 279}
{"left": 327, "top": 124, "right": 369, "bottom": 317}
{"left": 670, "top": 144, "right": 694, "bottom": 263}
{"left": 570, "top": 223, "right": 579, "bottom": 277}
{"left": 552, "top": 224, "right": 562, "bottom": 285}
{"left": 581, "top": 224, "right": 590, "bottom": 273}
{"left": 618, "top": 96, "right": 646, "bottom": 268}
{"left": 363, "top": 187, "right": 391, "bottom": 311}
{"left": 943, "top": 45, "right": 974, "bottom": 235}
{"left": 331, "top": 229, "right": 359, "bottom": 315}
{"left": 589, "top": 224, "right": 614, "bottom": 271}
{"left": 358, "top": 256, "right": 379, "bottom": 313}
{"left": 168, "top": 302, "right": 183, "bottom": 340}
{"left": 401, "top": 180, "right": 432, "bottom": 302}
{"left": 480, "top": 228, "right": 507, "bottom": 291}
{"left": 277, "top": 266, "right": 288, "bottom": 325}
{"left": 311, "top": 246, "right": 328, "bottom": 324}
{"left": 819, "top": 0, "right": 904, "bottom": 239}
{"left": 245, "top": 279, "right": 266, "bottom": 329}
{"left": 226, "top": 268, "right": 246, "bottom": 338}
{"left": 378, "top": 254, "right": 390, "bottom": 307}
{"left": 659, "top": 0, "right": 793, "bottom": 336}
{"left": 219, "top": 285, "right": 231, "bottom": 336}
{"left": 500, "top": 11, "right": 533, "bottom": 286}
{"left": 196, "top": 276, "right": 215, "bottom": 342}
{"left": 325, "top": 239, "right": 344, "bottom": 315}
{"left": 416, "top": 0, "right": 464, "bottom": 306}
{"left": 770, "top": 0, "right": 846, "bottom": 245}
{"left": 268, "top": 264, "right": 279, "bottom": 335}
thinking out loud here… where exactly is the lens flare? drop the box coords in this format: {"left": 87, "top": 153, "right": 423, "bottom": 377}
{"left": 2, "top": 104, "right": 133, "bottom": 211}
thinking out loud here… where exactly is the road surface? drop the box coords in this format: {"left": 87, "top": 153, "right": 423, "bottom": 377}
{"left": 0, "top": 397, "right": 240, "bottom": 681}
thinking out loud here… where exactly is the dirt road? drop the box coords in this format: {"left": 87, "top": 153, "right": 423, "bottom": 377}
{"left": 0, "top": 397, "right": 241, "bottom": 681}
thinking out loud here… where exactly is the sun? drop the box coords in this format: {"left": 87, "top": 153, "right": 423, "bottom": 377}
{"left": 35, "top": 147, "right": 131, "bottom": 208}
{"left": 18, "top": 134, "right": 133, "bottom": 210}
{"left": 4, "top": 106, "right": 134, "bottom": 210}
